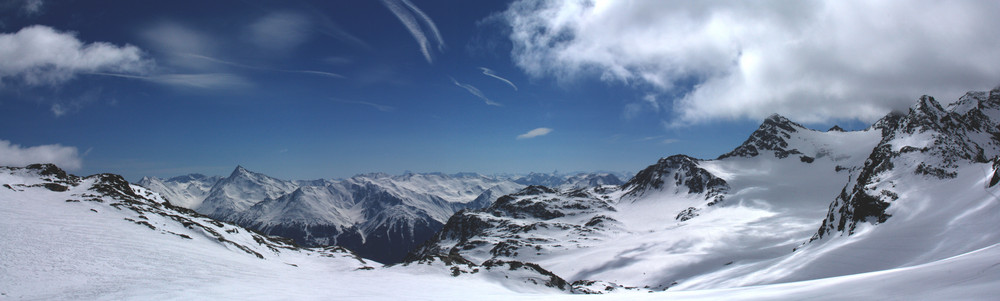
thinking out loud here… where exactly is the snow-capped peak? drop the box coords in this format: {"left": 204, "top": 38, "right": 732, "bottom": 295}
{"left": 718, "top": 113, "right": 808, "bottom": 159}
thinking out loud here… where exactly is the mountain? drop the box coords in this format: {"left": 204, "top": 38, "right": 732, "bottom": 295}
{"left": 197, "top": 166, "right": 299, "bottom": 220}
{"left": 514, "top": 172, "right": 626, "bottom": 190}
{"left": 138, "top": 167, "right": 533, "bottom": 264}
{"left": 137, "top": 174, "right": 222, "bottom": 208}
{"left": 408, "top": 87, "right": 1000, "bottom": 292}
{"left": 0, "top": 164, "right": 582, "bottom": 299}
{"left": 231, "top": 172, "right": 526, "bottom": 264}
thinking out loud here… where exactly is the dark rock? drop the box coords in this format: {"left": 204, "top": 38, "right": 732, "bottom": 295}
{"left": 719, "top": 114, "right": 805, "bottom": 160}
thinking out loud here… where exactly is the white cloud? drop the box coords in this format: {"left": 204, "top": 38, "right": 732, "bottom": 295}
{"left": 517, "top": 127, "right": 553, "bottom": 139}
{"left": 502, "top": 0, "right": 1000, "bottom": 125}
{"left": 247, "top": 12, "right": 310, "bottom": 54}
{"left": 451, "top": 77, "right": 502, "bottom": 106}
{"left": 0, "top": 139, "right": 82, "bottom": 170}
{"left": 381, "top": 0, "right": 445, "bottom": 63}
{"left": 0, "top": 25, "right": 149, "bottom": 86}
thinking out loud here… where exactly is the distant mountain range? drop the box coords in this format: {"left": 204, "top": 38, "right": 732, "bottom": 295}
{"left": 138, "top": 168, "right": 625, "bottom": 263}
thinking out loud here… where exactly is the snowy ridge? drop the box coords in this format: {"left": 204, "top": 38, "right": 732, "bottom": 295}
{"left": 409, "top": 87, "right": 1000, "bottom": 294}
{"left": 139, "top": 167, "right": 542, "bottom": 263}
{"left": 513, "top": 172, "right": 626, "bottom": 191}
{"left": 5, "top": 89, "right": 1000, "bottom": 298}
{"left": 197, "top": 166, "right": 299, "bottom": 220}
{"left": 137, "top": 174, "right": 221, "bottom": 208}
{"left": 0, "top": 164, "right": 590, "bottom": 299}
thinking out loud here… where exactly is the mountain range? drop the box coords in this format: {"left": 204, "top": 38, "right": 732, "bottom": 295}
{"left": 3, "top": 86, "right": 1000, "bottom": 299}
{"left": 138, "top": 168, "right": 625, "bottom": 263}
{"left": 408, "top": 87, "right": 1000, "bottom": 290}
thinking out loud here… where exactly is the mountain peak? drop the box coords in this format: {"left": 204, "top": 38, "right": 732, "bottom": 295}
{"left": 718, "top": 113, "right": 805, "bottom": 159}
{"left": 828, "top": 125, "right": 846, "bottom": 132}
{"left": 231, "top": 165, "right": 254, "bottom": 178}
{"left": 913, "top": 95, "right": 947, "bottom": 116}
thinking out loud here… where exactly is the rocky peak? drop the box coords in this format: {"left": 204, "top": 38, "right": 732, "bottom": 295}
{"left": 718, "top": 113, "right": 806, "bottom": 159}
{"left": 166, "top": 173, "right": 211, "bottom": 183}
{"left": 514, "top": 185, "right": 557, "bottom": 196}
{"left": 231, "top": 165, "right": 253, "bottom": 177}
{"left": 25, "top": 163, "right": 74, "bottom": 181}
{"left": 813, "top": 87, "right": 1000, "bottom": 242}
{"left": 622, "top": 155, "right": 728, "bottom": 203}
{"left": 828, "top": 125, "right": 846, "bottom": 132}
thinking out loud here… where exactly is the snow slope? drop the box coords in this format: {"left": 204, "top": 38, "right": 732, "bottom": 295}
{"left": 4, "top": 164, "right": 1000, "bottom": 300}
{"left": 137, "top": 174, "right": 221, "bottom": 208}
{"left": 411, "top": 87, "right": 1000, "bottom": 294}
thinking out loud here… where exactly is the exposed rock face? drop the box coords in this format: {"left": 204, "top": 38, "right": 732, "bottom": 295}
{"left": 814, "top": 89, "right": 1000, "bottom": 240}
{"left": 621, "top": 155, "right": 728, "bottom": 205}
{"left": 718, "top": 114, "right": 806, "bottom": 160}
{"left": 404, "top": 185, "right": 620, "bottom": 264}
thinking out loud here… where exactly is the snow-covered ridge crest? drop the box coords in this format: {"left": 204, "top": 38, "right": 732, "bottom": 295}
{"left": 815, "top": 89, "right": 1000, "bottom": 240}
{"left": 0, "top": 163, "right": 369, "bottom": 263}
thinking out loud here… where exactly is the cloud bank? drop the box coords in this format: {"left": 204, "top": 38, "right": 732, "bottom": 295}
{"left": 517, "top": 127, "right": 552, "bottom": 139}
{"left": 0, "top": 139, "right": 82, "bottom": 170}
{"left": 501, "top": 0, "right": 1000, "bottom": 125}
{"left": 0, "top": 25, "right": 149, "bottom": 86}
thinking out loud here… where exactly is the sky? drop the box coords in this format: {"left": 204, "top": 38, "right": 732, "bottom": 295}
{"left": 1, "top": 0, "right": 999, "bottom": 181}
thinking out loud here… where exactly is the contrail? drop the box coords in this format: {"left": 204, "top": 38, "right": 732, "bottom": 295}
{"left": 87, "top": 72, "right": 249, "bottom": 89}
{"left": 330, "top": 98, "right": 394, "bottom": 112}
{"left": 479, "top": 67, "right": 518, "bottom": 91}
{"left": 400, "top": 0, "right": 444, "bottom": 51}
{"left": 180, "top": 53, "right": 345, "bottom": 78}
{"left": 451, "top": 77, "right": 502, "bottom": 107}
{"left": 381, "top": 0, "right": 444, "bottom": 63}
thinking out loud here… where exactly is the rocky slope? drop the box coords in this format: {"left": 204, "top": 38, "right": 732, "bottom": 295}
{"left": 408, "top": 87, "right": 1000, "bottom": 291}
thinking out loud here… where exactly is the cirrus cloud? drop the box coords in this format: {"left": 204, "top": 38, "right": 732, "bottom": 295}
{"left": 501, "top": 0, "right": 1000, "bottom": 125}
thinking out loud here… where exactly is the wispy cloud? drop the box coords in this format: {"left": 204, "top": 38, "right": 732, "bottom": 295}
{"left": 89, "top": 72, "right": 250, "bottom": 89}
{"left": 180, "top": 53, "right": 345, "bottom": 79}
{"left": 50, "top": 103, "right": 68, "bottom": 117}
{"left": 631, "top": 135, "right": 679, "bottom": 145}
{"left": 141, "top": 22, "right": 217, "bottom": 71}
{"left": 21, "top": 0, "right": 43, "bottom": 15}
{"left": 0, "top": 139, "right": 82, "bottom": 170}
{"left": 312, "top": 12, "right": 371, "bottom": 50}
{"left": 479, "top": 67, "right": 518, "bottom": 91}
{"left": 331, "top": 98, "right": 394, "bottom": 112}
{"left": 247, "top": 11, "right": 310, "bottom": 54}
{"left": 0, "top": 25, "right": 149, "bottom": 86}
{"left": 517, "top": 128, "right": 553, "bottom": 139}
{"left": 381, "top": 0, "right": 445, "bottom": 63}
{"left": 451, "top": 77, "right": 501, "bottom": 106}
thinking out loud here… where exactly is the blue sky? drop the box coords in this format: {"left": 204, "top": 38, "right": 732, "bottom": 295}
{"left": 1, "top": 0, "right": 999, "bottom": 181}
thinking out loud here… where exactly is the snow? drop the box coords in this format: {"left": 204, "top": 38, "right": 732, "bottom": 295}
{"left": 5, "top": 88, "right": 1000, "bottom": 299}
{"left": 4, "top": 171, "right": 1000, "bottom": 300}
